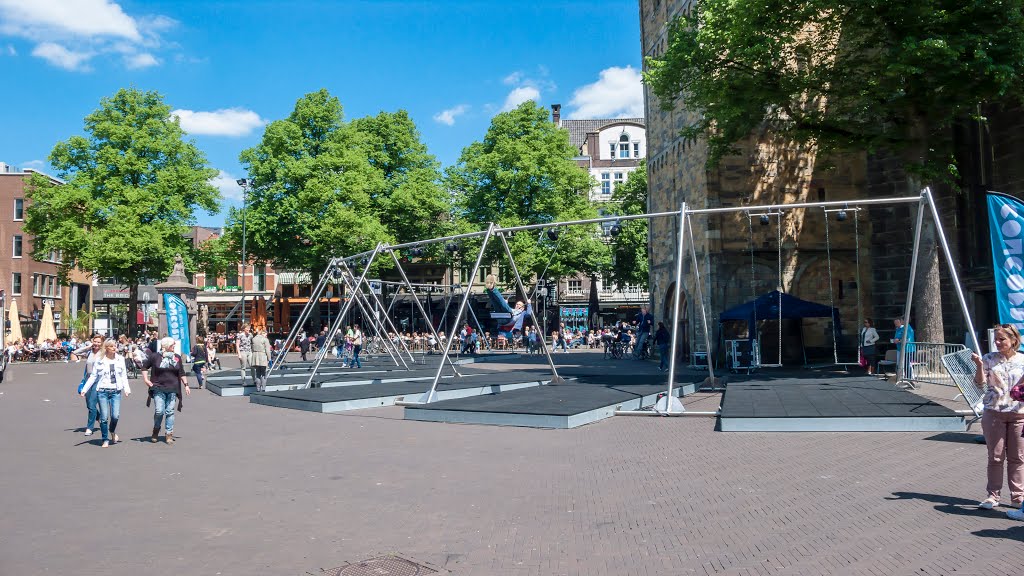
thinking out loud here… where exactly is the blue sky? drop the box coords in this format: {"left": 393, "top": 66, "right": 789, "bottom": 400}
{"left": 0, "top": 0, "right": 643, "bottom": 227}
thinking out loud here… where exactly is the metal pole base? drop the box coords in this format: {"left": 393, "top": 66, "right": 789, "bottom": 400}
{"left": 654, "top": 395, "right": 685, "bottom": 414}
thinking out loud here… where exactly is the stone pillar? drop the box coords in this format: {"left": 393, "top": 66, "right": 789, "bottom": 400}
{"left": 155, "top": 255, "right": 199, "bottom": 354}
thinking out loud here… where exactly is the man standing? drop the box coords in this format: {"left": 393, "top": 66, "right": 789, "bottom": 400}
{"left": 633, "top": 305, "right": 654, "bottom": 359}
{"left": 236, "top": 324, "right": 252, "bottom": 385}
{"left": 892, "top": 317, "right": 916, "bottom": 379}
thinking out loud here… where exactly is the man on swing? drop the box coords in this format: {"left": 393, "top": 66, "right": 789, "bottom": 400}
{"left": 485, "top": 274, "right": 531, "bottom": 339}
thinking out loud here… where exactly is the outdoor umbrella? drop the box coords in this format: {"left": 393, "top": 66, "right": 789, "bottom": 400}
{"left": 37, "top": 301, "right": 57, "bottom": 342}
{"left": 251, "top": 297, "right": 268, "bottom": 332}
{"left": 6, "top": 299, "right": 22, "bottom": 344}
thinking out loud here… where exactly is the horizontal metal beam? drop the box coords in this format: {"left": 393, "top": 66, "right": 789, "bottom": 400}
{"left": 685, "top": 195, "right": 922, "bottom": 215}
{"left": 335, "top": 195, "right": 921, "bottom": 261}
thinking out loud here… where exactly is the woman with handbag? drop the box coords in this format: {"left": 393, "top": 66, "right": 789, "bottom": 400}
{"left": 78, "top": 339, "right": 131, "bottom": 448}
{"left": 860, "top": 318, "right": 880, "bottom": 375}
{"left": 972, "top": 324, "right": 1024, "bottom": 519}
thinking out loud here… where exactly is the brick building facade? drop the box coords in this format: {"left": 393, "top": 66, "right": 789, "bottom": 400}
{"left": 639, "top": 0, "right": 1010, "bottom": 360}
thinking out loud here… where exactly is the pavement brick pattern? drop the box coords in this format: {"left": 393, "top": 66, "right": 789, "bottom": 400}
{"left": 0, "top": 354, "right": 1021, "bottom": 576}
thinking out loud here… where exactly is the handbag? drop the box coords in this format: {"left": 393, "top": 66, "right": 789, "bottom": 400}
{"left": 1010, "top": 382, "right": 1024, "bottom": 402}
{"left": 858, "top": 347, "right": 868, "bottom": 368}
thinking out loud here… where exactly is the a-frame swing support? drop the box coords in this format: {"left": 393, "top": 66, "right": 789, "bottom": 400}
{"left": 296, "top": 188, "right": 978, "bottom": 412}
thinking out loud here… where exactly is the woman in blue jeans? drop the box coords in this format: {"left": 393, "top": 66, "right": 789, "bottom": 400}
{"left": 79, "top": 339, "right": 131, "bottom": 448}
{"left": 72, "top": 335, "right": 104, "bottom": 436}
{"left": 143, "top": 337, "right": 189, "bottom": 444}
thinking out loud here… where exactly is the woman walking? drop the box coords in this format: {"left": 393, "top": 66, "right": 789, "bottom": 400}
{"left": 351, "top": 324, "right": 363, "bottom": 369}
{"left": 142, "top": 337, "right": 189, "bottom": 444}
{"left": 250, "top": 328, "right": 271, "bottom": 392}
{"left": 191, "top": 335, "right": 208, "bottom": 389}
{"left": 860, "top": 318, "right": 880, "bottom": 375}
{"left": 72, "top": 335, "right": 103, "bottom": 436}
{"left": 972, "top": 324, "right": 1024, "bottom": 518}
{"left": 78, "top": 339, "right": 131, "bottom": 448}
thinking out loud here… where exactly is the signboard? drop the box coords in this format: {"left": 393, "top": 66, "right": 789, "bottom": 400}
{"left": 369, "top": 281, "right": 382, "bottom": 295}
{"left": 559, "top": 306, "right": 589, "bottom": 319}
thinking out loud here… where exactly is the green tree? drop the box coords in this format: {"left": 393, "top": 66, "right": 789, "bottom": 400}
{"left": 25, "top": 88, "right": 219, "bottom": 336}
{"left": 194, "top": 234, "right": 238, "bottom": 282}
{"left": 351, "top": 110, "right": 453, "bottom": 245}
{"left": 604, "top": 165, "right": 649, "bottom": 289}
{"left": 644, "top": 0, "right": 1024, "bottom": 340}
{"left": 446, "top": 101, "right": 608, "bottom": 281}
{"left": 231, "top": 91, "right": 452, "bottom": 276}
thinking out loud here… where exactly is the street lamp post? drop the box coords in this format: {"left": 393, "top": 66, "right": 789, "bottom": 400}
{"left": 236, "top": 178, "right": 251, "bottom": 329}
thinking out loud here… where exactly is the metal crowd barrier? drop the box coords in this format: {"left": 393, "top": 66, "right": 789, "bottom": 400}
{"left": 906, "top": 342, "right": 968, "bottom": 387}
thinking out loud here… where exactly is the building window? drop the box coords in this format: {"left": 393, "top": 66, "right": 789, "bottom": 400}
{"left": 614, "top": 172, "right": 624, "bottom": 190}
{"left": 33, "top": 274, "right": 59, "bottom": 298}
{"left": 225, "top": 273, "right": 238, "bottom": 289}
{"left": 609, "top": 142, "right": 616, "bottom": 158}
{"left": 568, "top": 279, "right": 583, "bottom": 295}
{"left": 255, "top": 268, "right": 266, "bottom": 291}
{"left": 205, "top": 273, "right": 217, "bottom": 288}
{"left": 601, "top": 173, "right": 611, "bottom": 195}
{"left": 633, "top": 142, "right": 640, "bottom": 158}
{"left": 45, "top": 249, "right": 61, "bottom": 263}
{"left": 11, "top": 273, "right": 21, "bottom": 295}
{"left": 13, "top": 198, "right": 24, "bottom": 221}
{"left": 12, "top": 235, "right": 22, "bottom": 258}
{"left": 618, "top": 133, "right": 630, "bottom": 158}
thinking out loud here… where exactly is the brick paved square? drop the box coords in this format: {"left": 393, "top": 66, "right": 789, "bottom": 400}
{"left": 0, "top": 354, "right": 1021, "bottom": 576}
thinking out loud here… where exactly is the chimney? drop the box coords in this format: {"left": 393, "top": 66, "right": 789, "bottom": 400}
{"left": 551, "top": 104, "right": 561, "bottom": 126}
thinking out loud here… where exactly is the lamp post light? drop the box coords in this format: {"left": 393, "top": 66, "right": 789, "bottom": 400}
{"left": 236, "top": 178, "right": 252, "bottom": 328}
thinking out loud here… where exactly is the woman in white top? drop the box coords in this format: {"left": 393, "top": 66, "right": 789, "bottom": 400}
{"left": 79, "top": 339, "right": 131, "bottom": 448}
{"left": 860, "top": 318, "right": 880, "bottom": 375}
{"left": 972, "top": 324, "right": 1024, "bottom": 518}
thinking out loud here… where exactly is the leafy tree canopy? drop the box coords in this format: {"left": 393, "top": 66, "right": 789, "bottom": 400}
{"left": 445, "top": 101, "right": 608, "bottom": 281}
{"left": 25, "top": 88, "right": 219, "bottom": 331}
{"left": 231, "top": 90, "right": 452, "bottom": 274}
{"left": 644, "top": 0, "right": 1024, "bottom": 179}
{"left": 603, "top": 165, "right": 649, "bottom": 289}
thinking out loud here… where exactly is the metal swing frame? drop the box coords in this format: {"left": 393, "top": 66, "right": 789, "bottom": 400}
{"left": 281, "top": 188, "right": 978, "bottom": 414}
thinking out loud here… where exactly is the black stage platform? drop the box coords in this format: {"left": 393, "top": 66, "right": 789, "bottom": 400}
{"left": 718, "top": 373, "right": 965, "bottom": 432}
{"left": 206, "top": 364, "right": 467, "bottom": 396}
{"left": 404, "top": 373, "right": 701, "bottom": 429}
{"left": 248, "top": 369, "right": 553, "bottom": 412}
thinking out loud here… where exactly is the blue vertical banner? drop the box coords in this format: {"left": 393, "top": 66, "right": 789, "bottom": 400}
{"left": 163, "top": 293, "right": 191, "bottom": 356}
{"left": 987, "top": 192, "right": 1024, "bottom": 331}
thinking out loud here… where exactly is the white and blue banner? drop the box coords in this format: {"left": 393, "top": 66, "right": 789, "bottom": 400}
{"left": 987, "top": 192, "right": 1024, "bottom": 331}
{"left": 163, "top": 293, "right": 191, "bottom": 357}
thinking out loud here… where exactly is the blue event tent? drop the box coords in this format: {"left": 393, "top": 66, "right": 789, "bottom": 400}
{"left": 719, "top": 290, "right": 840, "bottom": 335}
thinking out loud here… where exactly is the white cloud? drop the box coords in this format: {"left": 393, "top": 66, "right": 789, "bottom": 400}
{"left": 4, "top": 43, "right": 14, "bottom": 56}
{"left": 171, "top": 108, "right": 266, "bottom": 137}
{"left": 501, "top": 86, "right": 540, "bottom": 112}
{"left": 567, "top": 66, "right": 645, "bottom": 119}
{"left": 31, "top": 42, "right": 92, "bottom": 71}
{"left": 433, "top": 104, "right": 468, "bottom": 126}
{"left": 0, "top": 0, "right": 140, "bottom": 41}
{"left": 124, "top": 51, "right": 157, "bottom": 69}
{"left": 209, "top": 171, "right": 244, "bottom": 202}
{"left": 0, "top": 0, "right": 177, "bottom": 71}
{"left": 503, "top": 71, "right": 523, "bottom": 86}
